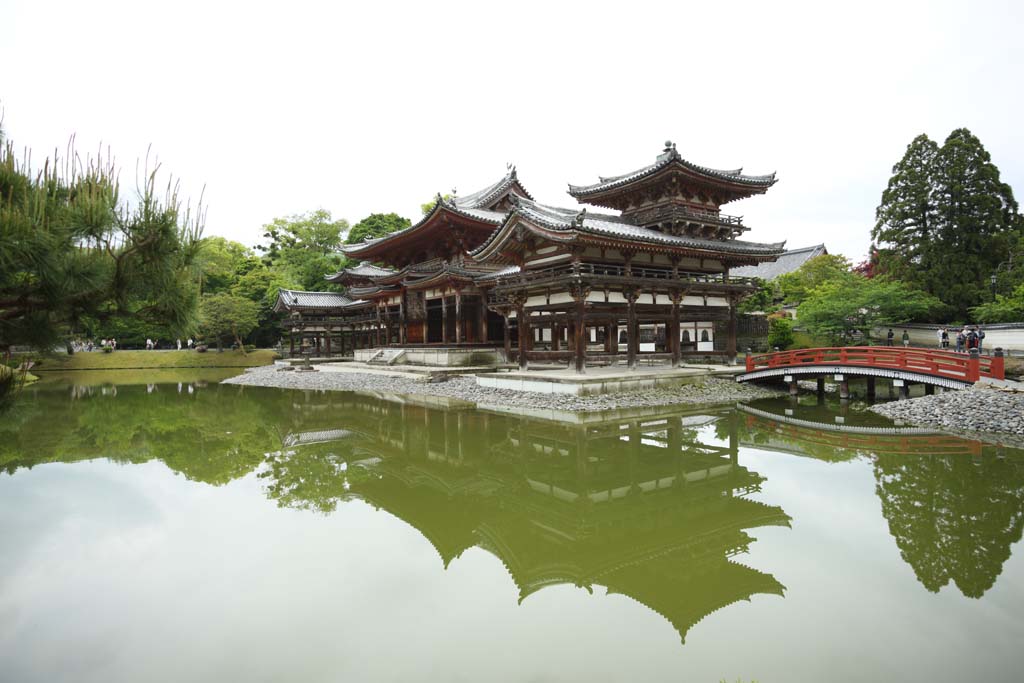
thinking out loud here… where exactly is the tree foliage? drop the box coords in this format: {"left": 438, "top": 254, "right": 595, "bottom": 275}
{"left": 256, "top": 209, "right": 348, "bottom": 291}
{"left": 774, "top": 254, "right": 853, "bottom": 305}
{"left": 0, "top": 139, "right": 203, "bottom": 354}
{"left": 873, "top": 129, "right": 1021, "bottom": 319}
{"left": 797, "top": 276, "right": 946, "bottom": 345}
{"left": 767, "top": 316, "right": 795, "bottom": 349}
{"left": 345, "top": 212, "right": 410, "bottom": 245}
{"left": 199, "top": 293, "right": 259, "bottom": 351}
{"left": 972, "top": 282, "right": 1024, "bottom": 323}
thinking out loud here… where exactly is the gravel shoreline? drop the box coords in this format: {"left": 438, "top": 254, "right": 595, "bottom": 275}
{"left": 222, "top": 365, "right": 783, "bottom": 412}
{"left": 870, "top": 385, "right": 1024, "bottom": 443}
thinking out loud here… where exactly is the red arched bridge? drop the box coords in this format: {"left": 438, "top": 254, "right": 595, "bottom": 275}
{"left": 737, "top": 346, "right": 1006, "bottom": 391}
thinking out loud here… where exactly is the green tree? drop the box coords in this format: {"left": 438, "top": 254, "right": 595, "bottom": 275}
{"left": 256, "top": 209, "right": 348, "bottom": 291}
{"left": 774, "top": 254, "right": 854, "bottom": 305}
{"left": 197, "top": 236, "right": 259, "bottom": 294}
{"left": 345, "top": 212, "right": 411, "bottom": 245}
{"left": 0, "top": 136, "right": 202, "bottom": 356}
{"left": 766, "top": 317, "right": 795, "bottom": 349}
{"left": 797, "top": 276, "right": 945, "bottom": 345}
{"left": 420, "top": 193, "right": 452, "bottom": 216}
{"left": 972, "top": 282, "right": 1024, "bottom": 323}
{"left": 872, "top": 129, "right": 1021, "bottom": 319}
{"left": 231, "top": 265, "right": 294, "bottom": 346}
{"left": 199, "top": 293, "right": 259, "bottom": 352}
{"left": 872, "top": 134, "right": 940, "bottom": 284}
{"left": 737, "top": 277, "right": 774, "bottom": 314}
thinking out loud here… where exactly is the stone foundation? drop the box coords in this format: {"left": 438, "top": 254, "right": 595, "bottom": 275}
{"left": 354, "top": 346, "right": 503, "bottom": 367}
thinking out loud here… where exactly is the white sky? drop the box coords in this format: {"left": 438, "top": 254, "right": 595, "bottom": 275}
{"left": 3, "top": 0, "right": 1022, "bottom": 263}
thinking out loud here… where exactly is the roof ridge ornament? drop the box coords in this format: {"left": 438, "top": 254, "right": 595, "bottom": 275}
{"left": 658, "top": 140, "right": 680, "bottom": 162}
{"left": 572, "top": 208, "right": 587, "bottom": 228}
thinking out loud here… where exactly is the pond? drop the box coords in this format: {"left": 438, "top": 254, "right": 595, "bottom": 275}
{"left": 1, "top": 371, "right": 1022, "bottom": 682}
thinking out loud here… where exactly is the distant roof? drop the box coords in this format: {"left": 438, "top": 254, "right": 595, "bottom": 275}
{"left": 339, "top": 261, "right": 398, "bottom": 278}
{"left": 568, "top": 142, "right": 776, "bottom": 199}
{"left": 731, "top": 244, "right": 827, "bottom": 280}
{"left": 273, "top": 288, "right": 353, "bottom": 313}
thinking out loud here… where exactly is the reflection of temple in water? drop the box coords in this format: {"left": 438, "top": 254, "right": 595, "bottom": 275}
{"left": 280, "top": 398, "right": 789, "bottom": 643}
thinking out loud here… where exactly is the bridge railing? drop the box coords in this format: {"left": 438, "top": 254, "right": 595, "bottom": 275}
{"left": 744, "top": 346, "right": 1004, "bottom": 382}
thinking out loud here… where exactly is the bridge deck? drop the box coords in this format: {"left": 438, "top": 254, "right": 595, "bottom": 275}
{"left": 738, "top": 346, "right": 1004, "bottom": 387}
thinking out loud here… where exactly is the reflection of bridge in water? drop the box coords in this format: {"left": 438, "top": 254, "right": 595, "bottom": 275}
{"left": 735, "top": 404, "right": 982, "bottom": 458}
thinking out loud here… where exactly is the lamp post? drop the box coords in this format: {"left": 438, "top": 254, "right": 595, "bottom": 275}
{"left": 991, "top": 273, "right": 997, "bottom": 302}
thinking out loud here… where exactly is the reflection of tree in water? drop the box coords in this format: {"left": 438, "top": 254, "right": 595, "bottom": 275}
{"left": 874, "top": 450, "right": 1024, "bottom": 598}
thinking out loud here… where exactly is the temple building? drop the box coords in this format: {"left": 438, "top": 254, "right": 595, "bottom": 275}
{"left": 276, "top": 142, "right": 784, "bottom": 371}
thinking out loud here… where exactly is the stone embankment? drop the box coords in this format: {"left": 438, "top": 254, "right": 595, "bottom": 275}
{"left": 222, "top": 365, "right": 781, "bottom": 412}
{"left": 871, "top": 385, "right": 1024, "bottom": 440}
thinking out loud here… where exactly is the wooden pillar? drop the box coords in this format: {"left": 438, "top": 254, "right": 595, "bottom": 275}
{"left": 552, "top": 323, "right": 560, "bottom": 351}
{"left": 925, "top": 384, "right": 935, "bottom": 395}
{"left": 455, "top": 289, "right": 463, "bottom": 345}
{"left": 441, "top": 294, "right": 449, "bottom": 345}
{"left": 572, "top": 286, "right": 588, "bottom": 374}
{"left": 625, "top": 289, "right": 639, "bottom": 370}
{"left": 399, "top": 292, "right": 407, "bottom": 345}
{"left": 326, "top": 331, "right": 331, "bottom": 356}
{"left": 289, "top": 329, "right": 295, "bottom": 356}
{"left": 502, "top": 312, "right": 512, "bottom": 363}
{"left": 726, "top": 296, "right": 738, "bottom": 365}
{"left": 670, "top": 291, "right": 682, "bottom": 368}
{"left": 866, "top": 377, "right": 876, "bottom": 399}
{"left": 479, "top": 296, "right": 488, "bottom": 344}
{"left": 516, "top": 298, "right": 529, "bottom": 370}
{"left": 817, "top": 377, "right": 825, "bottom": 395}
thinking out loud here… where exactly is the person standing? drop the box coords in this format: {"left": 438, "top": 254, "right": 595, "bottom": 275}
{"left": 187, "top": 338, "right": 194, "bottom": 349}
{"left": 977, "top": 326, "right": 985, "bottom": 352}
{"left": 176, "top": 338, "right": 182, "bottom": 351}
{"left": 936, "top": 327, "right": 944, "bottom": 348}
{"left": 941, "top": 328, "right": 949, "bottom": 349}
{"left": 886, "top": 328, "right": 895, "bottom": 346}
{"left": 901, "top": 330, "right": 910, "bottom": 347}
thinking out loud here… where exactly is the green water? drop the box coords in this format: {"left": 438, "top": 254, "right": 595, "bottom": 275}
{"left": 1, "top": 371, "right": 1022, "bottom": 682}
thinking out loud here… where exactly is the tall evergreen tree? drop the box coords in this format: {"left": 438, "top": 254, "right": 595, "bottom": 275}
{"left": 873, "top": 129, "right": 1020, "bottom": 319}
{"left": 929, "top": 128, "right": 1019, "bottom": 316}
{"left": 872, "top": 134, "right": 939, "bottom": 285}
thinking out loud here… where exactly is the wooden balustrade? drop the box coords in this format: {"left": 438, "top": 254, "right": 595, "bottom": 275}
{"left": 744, "top": 346, "right": 1005, "bottom": 382}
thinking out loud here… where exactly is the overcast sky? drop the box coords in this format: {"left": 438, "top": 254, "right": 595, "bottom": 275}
{"left": 3, "top": 0, "right": 1022, "bottom": 263}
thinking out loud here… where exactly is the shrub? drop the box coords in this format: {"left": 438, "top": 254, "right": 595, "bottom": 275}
{"left": 767, "top": 317, "right": 795, "bottom": 350}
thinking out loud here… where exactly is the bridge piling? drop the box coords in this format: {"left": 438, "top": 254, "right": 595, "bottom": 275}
{"left": 925, "top": 384, "right": 935, "bottom": 396}
{"left": 816, "top": 378, "right": 825, "bottom": 396}
{"left": 866, "top": 377, "right": 876, "bottom": 400}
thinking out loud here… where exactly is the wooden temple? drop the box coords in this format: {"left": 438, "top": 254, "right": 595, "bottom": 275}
{"left": 276, "top": 142, "right": 784, "bottom": 370}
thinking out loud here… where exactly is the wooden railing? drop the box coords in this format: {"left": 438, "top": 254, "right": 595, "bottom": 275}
{"left": 744, "top": 346, "right": 1005, "bottom": 382}
{"left": 491, "top": 263, "right": 758, "bottom": 289}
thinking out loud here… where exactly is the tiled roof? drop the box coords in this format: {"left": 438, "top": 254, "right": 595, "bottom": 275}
{"left": 470, "top": 197, "right": 786, "bottom": 258}
{"left": 274, "top": 288, "right": 353, "bottom": 312}
{"left": 338, "top": 178, "right": 509, "bottom": 256}
{"left": 453, "top": 168, "right": 534, "bottom": 209}
{"left": 568, "top": 143, "right": 776, "bottom": 198}
{"left": 343, "top": 261, "right": 398, "bottom": 278}
{"left": 731, "top": 244, "right": 827, "bottom": 280}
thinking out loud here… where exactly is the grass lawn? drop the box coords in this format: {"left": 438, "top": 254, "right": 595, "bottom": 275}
{"left": 28, "top": 349, "right": 280, "bottom": 372}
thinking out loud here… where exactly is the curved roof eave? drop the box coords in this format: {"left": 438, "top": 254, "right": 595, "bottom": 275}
{"left": 568, "top": 151, "right": 777, "bottom": 199}
{"left": 339, "top": 199, "right": 505, "bottom": 258}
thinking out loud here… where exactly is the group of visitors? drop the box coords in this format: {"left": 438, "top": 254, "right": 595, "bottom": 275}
{"left": 885, "top": 326, "right": 987, "bottom": 353}
{"left": 145, "top": 338, "right": 195, "bottom": 350}
{"left": 940, "top": 326, "right": 985, "bottom": 353}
